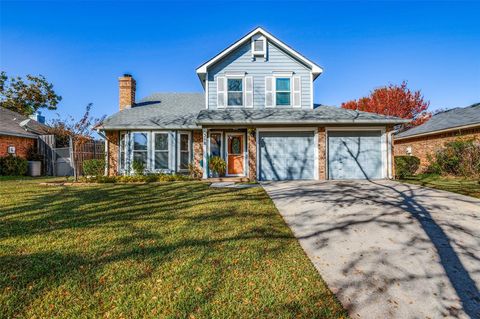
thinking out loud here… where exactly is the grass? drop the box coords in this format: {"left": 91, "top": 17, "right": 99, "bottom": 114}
{"left": 0, "top": 177, "right": 347, "bottom": 318}
{"left": 400, "top": 174, "right": 480, "bottom": 199}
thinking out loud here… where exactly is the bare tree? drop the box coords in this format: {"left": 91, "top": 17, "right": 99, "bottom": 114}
{"left": 48, "top": 104, "right": 105, "bottom": 181}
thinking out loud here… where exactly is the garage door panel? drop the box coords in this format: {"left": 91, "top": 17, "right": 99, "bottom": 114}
{"left": 328, "top": 131, "right": 382, "bottom": 180}
{"left": 259, "top": 132, "right": 315, "bottom": 181}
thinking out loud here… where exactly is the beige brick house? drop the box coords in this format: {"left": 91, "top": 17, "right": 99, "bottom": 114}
{"left": 394, "top": 103, "right": 480, "bottom": 171}
{"left": 97, "top": 27, "right": 406, "bottom": 181}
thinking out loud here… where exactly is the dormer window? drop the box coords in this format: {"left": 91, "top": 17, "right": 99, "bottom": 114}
{"left": 251, "top": 35, "right": 266, "bottom": 58}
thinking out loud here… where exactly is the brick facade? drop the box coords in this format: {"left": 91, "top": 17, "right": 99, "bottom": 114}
{"left": 394, "top": 126, "right": 480, "bottom": 171}
{"left": 192, "top": 130, "right": 203, "bottom": 171}
{"left": 248, "top": 129, "right": 257, "bottom": 181}
{"left": 105, "top": 131, "right": 119, "bottom": 176}
{"left": 0, "top": 135, "right": 36, "bottom": 158}
{"left": 317, "top": 127, "right": 326, "bottom": 180}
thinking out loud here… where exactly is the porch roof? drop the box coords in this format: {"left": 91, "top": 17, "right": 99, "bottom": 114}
{"left": 196, "top": 106, "right": 408, "bottom": 126}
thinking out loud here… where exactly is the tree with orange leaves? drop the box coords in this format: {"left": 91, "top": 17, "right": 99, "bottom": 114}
{"left": 341, "top": 81, "right": 431, "bottom": 127}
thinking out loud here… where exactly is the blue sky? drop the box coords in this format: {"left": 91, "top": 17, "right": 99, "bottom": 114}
{"left": 1, "top": 1, "right": 479, "bottom": 121}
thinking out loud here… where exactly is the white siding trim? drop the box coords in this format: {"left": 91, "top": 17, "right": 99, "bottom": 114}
{"left": 265, "top": 76, "right": 274, "bottom": 108}
{"left": 217, "top": 76, "right": 226, "bottom": 108}
{"left": 202, "top": 128, "right": 208, "bottom": 178}
{"left": 292, "top": 76, "right": 301, "bottom": 108}
{"left": 244, "top": 76, "right": 253, "bottom": 108}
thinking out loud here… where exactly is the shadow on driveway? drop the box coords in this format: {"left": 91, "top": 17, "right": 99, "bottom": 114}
{"left": 262, "top": 180, "right": 480, "bottom": 319}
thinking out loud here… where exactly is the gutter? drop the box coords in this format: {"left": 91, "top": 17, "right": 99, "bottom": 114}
{"left": 395, "top": 123, "right": 480, "bottom": 141}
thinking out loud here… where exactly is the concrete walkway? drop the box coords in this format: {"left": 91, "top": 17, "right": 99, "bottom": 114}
{"left": 262, "top": 180, "right": 480, "bottom": 319}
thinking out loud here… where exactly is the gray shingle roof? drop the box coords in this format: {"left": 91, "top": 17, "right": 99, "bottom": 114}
{"left": 99, "top": 93, "right": 205, "bottom": 130}
{"left": 0, "top": 107, "right": 49, "bottom": 138}
{"left": 396, "top": 103, "right": 480, "bottom": 139}
{"left": 197, "top": 105, "right": 407, "bottom": 125}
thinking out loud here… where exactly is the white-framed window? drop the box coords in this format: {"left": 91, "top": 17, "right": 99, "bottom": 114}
{"left": 275, "top": 77, "right": 291, "bottom": 106}
{"left": 265, "top": 74, "right": 301, "bottom": 108}
{"left": 119, "top": 132, "right": 127, "bottom": 173}
{"left": 153, "top": 132, "right": 169, "bottom": 170}
{"left": 131, "top": 132, "right": 149, "bottom": 170}
{"left": 227, "top": 78, "right": 243, "bottom": 106}
{"left": 177, "top": 132, "right": 191, "bottom": 171}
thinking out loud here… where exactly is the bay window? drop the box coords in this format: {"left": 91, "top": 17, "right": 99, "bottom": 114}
{"left": 178, "top": 132, "right": 191, "bottom": 171}
{"left": 154, "top": 133, "right": 169, "bottom": 170}
{"left": 132, "top": 132, "right": 148, "bottom": 169}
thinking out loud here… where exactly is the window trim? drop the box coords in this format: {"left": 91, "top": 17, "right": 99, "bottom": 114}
{"left": 274, "top": 76, "right": 292, "bottom": 107}
{"left": 130, "top": 131, "right": 150, "bottom": 172}
{"left": 153, "top": 132, "right": 170, "bottom": 171}
{"left": 177, "top": 131, "right": 192, "bottom": 172}
{"left": 118, "top": 131, "right": 127, "bottom": 174}
{"left": 226, "top": 76, "right": 245, "bottom": 107}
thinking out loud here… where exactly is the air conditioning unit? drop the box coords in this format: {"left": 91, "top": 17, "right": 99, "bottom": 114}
{"left": 7, "top": 146, "right": 16, "bottom": 154}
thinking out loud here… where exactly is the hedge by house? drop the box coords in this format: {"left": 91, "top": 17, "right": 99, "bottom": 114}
{"left": 428, "top": 139, "right": 480, "bottom": 177}
{"left": 395, "top": 156, "right": 420, "bottom": 179}
{"left": 82, "top": 159, "right": 105, "bottom": 176}
{"left": 0, "top": 155, "right": 28, "bottom": 176}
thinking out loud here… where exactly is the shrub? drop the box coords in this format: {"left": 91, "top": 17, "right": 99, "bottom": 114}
{"left": 83, "top": 159, "right": 105, "bottom": 176}
{"left": 395, "top": 156, "right": 420, "bottom": 179}
{"left": 432, "top": 139, "right": 480, "bottom": 177}
{"left": 188, "top": 163, "right": 202, "bottom": 179}
{"left": 84, "top": 173, "right": 194, "bottom": 183}
{"left": 208, "top": 156, "right": 226, "bottom": 177}
{"left": 0, "top": 155, "right": 28, "bottom": 176}
{"left": 132, "top": 160, "right": 145, "bottom": 176}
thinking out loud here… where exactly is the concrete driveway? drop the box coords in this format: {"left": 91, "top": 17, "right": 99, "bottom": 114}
{"left": 262, "top": 180, "right": 480, "bottom": 319}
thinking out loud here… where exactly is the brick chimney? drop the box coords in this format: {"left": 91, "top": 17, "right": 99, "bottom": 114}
{"left": 119, "top": 74, "right": 136, "bottom": 111}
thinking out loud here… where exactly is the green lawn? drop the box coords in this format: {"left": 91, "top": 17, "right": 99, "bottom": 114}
{"left": 400, "top": 174, "right": 480, "bottom": 199}
{"left": 0, "top": 177, "right": 347, "bottom": 318}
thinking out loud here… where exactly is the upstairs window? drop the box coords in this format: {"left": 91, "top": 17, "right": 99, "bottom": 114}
{"left": 275, "top": 78, "right": 291, "bottom": 106}
{"left": 227, "top": 78, "right": 243, "bottom": 106}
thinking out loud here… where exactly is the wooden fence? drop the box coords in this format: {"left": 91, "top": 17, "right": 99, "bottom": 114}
{"left": 72, "top": 140, "right": 105, "bottom": 176}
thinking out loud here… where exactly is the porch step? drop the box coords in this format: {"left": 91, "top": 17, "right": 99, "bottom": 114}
{"left": 206, "top": 177, "right": 250, "bottom": 183}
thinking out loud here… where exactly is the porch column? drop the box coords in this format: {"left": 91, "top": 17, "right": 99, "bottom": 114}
{"left": 202, "top": 128, "right": 208, "bottom": 179}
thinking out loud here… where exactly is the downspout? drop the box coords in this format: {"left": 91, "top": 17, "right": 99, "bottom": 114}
{"left": 387, "top": 129, "right": 399, "bottom": 179}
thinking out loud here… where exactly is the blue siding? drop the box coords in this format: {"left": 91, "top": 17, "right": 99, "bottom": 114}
{"left": 207, "top": 41, "right": 312, "bottom": 110}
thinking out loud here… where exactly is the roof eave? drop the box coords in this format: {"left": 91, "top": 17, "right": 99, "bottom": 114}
{"left": 395, "top": 122, "right": 480, "bottom": 140}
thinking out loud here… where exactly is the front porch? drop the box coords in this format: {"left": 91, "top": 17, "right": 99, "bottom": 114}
{"left": 200, "top": 128, "right": 256, "bottom": 180}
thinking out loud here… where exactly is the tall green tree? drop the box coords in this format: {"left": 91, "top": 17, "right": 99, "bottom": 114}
{"left": 0, "top": 71, "right": 62, "bottom": 116}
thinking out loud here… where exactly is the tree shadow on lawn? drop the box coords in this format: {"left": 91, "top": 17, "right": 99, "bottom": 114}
{"left": 1, "top": 182, "right": 327, "bottom": 318}
{"left": 265, "top": 180, "right": 480, "bottom": 318}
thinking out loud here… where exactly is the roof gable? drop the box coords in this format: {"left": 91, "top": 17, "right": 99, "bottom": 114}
{"left": 196, "top": 27, "right": 323, "bottom": 82}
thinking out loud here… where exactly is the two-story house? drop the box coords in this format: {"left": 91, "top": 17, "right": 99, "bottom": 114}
{"left": 98, "top": 27, "right": 407, "bottom": 180}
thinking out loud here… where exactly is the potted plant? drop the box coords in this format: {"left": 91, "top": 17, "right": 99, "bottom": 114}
{"left": 208, "top": 156, "right": 226, "bottom": 178}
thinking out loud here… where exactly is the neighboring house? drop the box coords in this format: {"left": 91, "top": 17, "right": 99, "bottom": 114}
{"left": 0, "top": 107, "right": 48, "bottom": 158}
{"left": 98, "top": 27, "right": 406, "bottom": 181}
{"left": 395, "top": 103, "right": 480, "bottom": 170}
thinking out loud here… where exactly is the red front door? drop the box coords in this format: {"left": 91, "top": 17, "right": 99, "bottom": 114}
{"left": 227, "top": 134, "right": 244, "bottom": 175}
